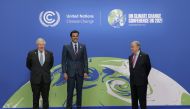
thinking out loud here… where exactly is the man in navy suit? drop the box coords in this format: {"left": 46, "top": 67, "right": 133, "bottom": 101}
{"left": 129, "top": 41, "right": 151, "bottom": 109}
{"left": 62, "top": 30, "right": 88, "bottom": 109}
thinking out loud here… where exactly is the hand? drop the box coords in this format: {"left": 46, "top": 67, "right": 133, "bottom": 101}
{"left": 64, "top": 73, "right": 68, "bottom": 80}
{"left": 84, "top": 73, "right": 88, "bottom": 79}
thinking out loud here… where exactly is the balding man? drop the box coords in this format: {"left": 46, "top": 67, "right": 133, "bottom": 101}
{"left": 26, "top": 38, "right": 54, "bottom": 109}
{"left": 129, "top": 41, "right": 151, "bottom": 109}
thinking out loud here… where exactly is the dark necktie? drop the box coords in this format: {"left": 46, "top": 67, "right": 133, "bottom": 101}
{"left": 74, "top": 44, "right": 78, "bottom": 54}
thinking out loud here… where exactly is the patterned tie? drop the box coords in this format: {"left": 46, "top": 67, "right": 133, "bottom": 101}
{"left": 74, "top": 44, "right": 78, "bottom": 54}
{"left": 40, "top": 52, "right": 43, "bottom": 66}
{"left": 132, "top": 54, "right": 136, "bottom": 68}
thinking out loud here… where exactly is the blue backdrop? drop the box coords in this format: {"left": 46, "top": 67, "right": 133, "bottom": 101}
{"left": 0, "top": 0, "right": 190, "bottom": 108}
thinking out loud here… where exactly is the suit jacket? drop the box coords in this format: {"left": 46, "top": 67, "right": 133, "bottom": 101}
{"left": 62, "top": 42, "right": 88, "bottom": 77}
{"left": 26, "top": 49, "right": 54, "bottom": 84}
{"left": 129, "top": 51, "right": 151, "bottom": 86}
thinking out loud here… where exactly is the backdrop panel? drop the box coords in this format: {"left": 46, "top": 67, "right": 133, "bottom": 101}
{"left": 0, "top": 0, "right": 190, "bottom": 108}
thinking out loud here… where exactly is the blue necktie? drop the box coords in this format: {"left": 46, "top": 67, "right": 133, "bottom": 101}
{"left": 40, "top": 52, "right": 43, "bottom": 66}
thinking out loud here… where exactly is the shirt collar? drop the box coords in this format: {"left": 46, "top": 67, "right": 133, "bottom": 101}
{"left": 134, "top": 50, "right": 140, "bottom": 56}
{"left": 38, "top": 50, "right": 45, "bottom": 54}
{"left": 137, "top": 50, "right": 140, "bottom": 55}
{"left": 72, "top": 42, "right": 78, "bottom": 46}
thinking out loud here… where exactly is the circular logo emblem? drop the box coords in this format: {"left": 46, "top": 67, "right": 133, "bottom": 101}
{"left": 108, "top": 9, "right": 126, "bottom": 28}
{"left": 39, "top": 11, "right": 60, "bottom": 27}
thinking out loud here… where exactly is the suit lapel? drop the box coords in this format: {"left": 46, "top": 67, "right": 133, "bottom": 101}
{"left": 69, "top": 42, "right": 77, "bottom": 59}
{"left": 43, "top": 50, "right": 48, "bottom": 66}
{"left": 77, "top": 43, "right": 82, "bottom": 56}
{"left": 129, "top": 55, "right": 133, "bottom": 69}
{"left": 34, "top": 49, "right": 41, "bottom": 66}
{"left": 134, "top": 51, "right": 142, "bottom": 69}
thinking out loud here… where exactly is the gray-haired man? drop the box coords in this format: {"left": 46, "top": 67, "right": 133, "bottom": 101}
{"left": 129, "top": 41, "right": 151, "bottom": 109}
{"left": 26, "top": 38, "right": 54, "bottom": 109}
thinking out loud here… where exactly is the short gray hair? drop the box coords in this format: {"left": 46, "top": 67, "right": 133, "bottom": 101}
{"left": 131, "top": 40, "right": 141, "bottom": 47}
{"left": 36, "top": 37, "right": 46, "bottom": 45}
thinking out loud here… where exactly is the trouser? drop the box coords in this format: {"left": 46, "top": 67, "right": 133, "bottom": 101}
{"left": 31, "top": 79, "right": 50, "bottom": 109}
{"left": 130, "top": 84, "right": 147, "bottom": 109}
{"left": 66, "top": 73, "right": 84, "bottom": 109}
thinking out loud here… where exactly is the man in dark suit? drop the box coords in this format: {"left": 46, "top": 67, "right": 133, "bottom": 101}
{"left": 62, "top": 30, "right": 88, "bottom": 109}
{"left": 26, "top": 38, "right": 54, "bottom": 109}
{"left": 129, "top": 41, "right": 151, "bottom": 109}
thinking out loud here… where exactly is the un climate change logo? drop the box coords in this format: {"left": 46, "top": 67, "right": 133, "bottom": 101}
{"left": 39, "top": 11, "right": 60, "bottom": 27}
{"left": 108, "top": 9, "right": 126, "bottom": 28}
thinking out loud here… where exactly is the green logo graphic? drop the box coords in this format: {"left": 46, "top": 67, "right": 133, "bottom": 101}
{"left": 108, "top": 9, "right": 126, "bottom": 28}
{"left": 3, "top": 57, "right": 190, "bottom": 108}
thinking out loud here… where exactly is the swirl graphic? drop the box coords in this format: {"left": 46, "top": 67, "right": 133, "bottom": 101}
{"left": 39, "top": 11, "right": 60, "bottom": 27}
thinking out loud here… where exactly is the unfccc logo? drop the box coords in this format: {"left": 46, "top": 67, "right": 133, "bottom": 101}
{"left": 39, "top": 11, "right": 60, "bottom": 27}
